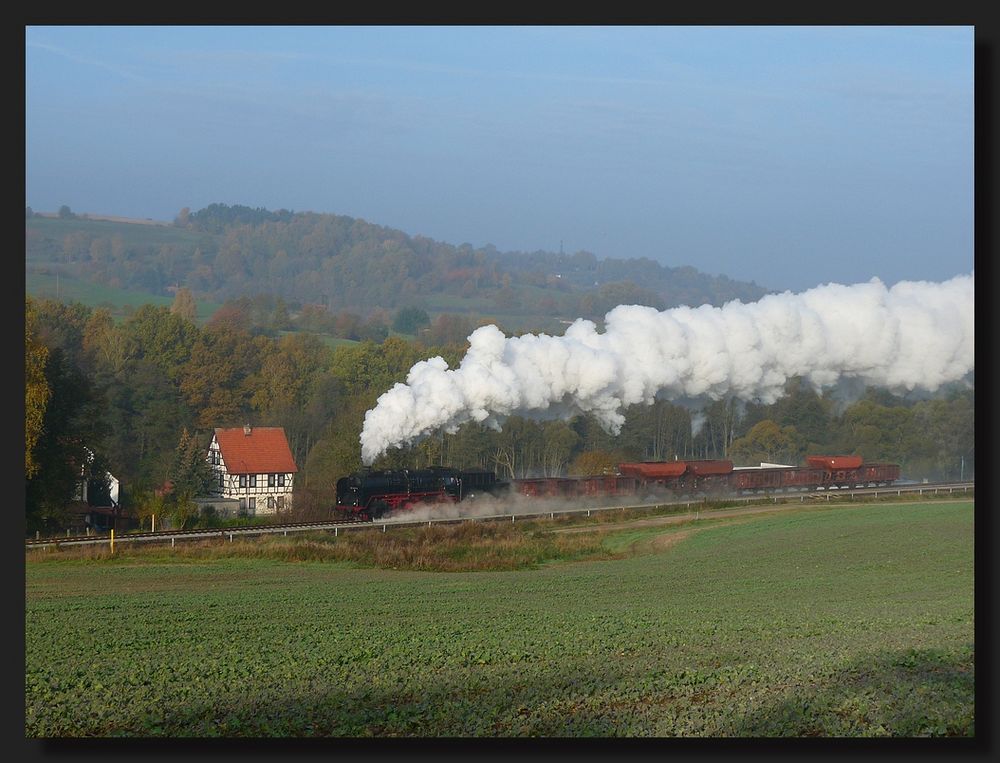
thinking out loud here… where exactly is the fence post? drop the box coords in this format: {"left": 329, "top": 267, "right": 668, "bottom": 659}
{"left": 110, "top": 528, "right": 114, "bottom": 554}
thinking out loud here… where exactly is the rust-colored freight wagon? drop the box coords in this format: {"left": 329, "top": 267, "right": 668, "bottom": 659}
{"left": 618, "top": 461, "right": 687, "bottom": 479}
{"left": 683, "top": 460, "right": 734, "bottom": 492}
{"left": 684, "top": 459, "right": 734, "bottom": 476}
{"left": 732, "top": 466, "right": 828, "bottom": 493}
{"left": 806, "top": 455, "right": 862, "bottom": 487}
{"left": 861, "top": 463, "right": 902, "bottom": 485}
{"left": 575, "top": 474, "right": 640, "bottom": 498}
{"left": 513, "top": 477, "right": 579, "bottom": 498}
{"left": 732, "top": 467, "right": 787, "bottom": 492}
{"left": 577, "top": 474, "right": 621, "bottom": 496}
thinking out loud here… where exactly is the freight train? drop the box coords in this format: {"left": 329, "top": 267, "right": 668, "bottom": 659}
{"left": 334, "top": 455, "right": 901, "bottom": 520}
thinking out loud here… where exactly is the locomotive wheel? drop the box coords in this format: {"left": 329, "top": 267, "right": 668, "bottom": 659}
{"left": 370, "top": 501, "right": 390, "bottom": 520}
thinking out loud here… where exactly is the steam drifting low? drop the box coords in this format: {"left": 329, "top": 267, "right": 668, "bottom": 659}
{"left": 360, "top": 274, "right": 974, "bottom": 464}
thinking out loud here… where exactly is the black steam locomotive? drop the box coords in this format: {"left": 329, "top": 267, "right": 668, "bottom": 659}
{"left": 335, "top": 466, "right": 507, "bottom": 519}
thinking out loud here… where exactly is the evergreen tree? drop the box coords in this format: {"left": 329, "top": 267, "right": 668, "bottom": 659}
{"left": 168, "top": 428, "right": 214, "bottom": 499}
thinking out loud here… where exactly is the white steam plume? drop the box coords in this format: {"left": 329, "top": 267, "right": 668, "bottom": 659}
{"left": 361, "top": 274, "right": 974, "bottom": 464}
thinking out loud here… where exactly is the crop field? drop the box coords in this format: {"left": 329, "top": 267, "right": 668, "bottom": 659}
{"left": 24, "top": 500, "right": 974, "bottom": 737}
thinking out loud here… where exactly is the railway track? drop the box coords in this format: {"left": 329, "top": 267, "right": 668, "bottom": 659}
{"left": 25, "top": 517, "right": 373, "bottom": 550}
{"left": 25, "top": 480, "right": 974, "bottom": 551}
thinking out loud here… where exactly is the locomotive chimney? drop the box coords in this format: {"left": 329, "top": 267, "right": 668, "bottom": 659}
{"left": 243, "top": 423, "right": 252, "bottom": 436}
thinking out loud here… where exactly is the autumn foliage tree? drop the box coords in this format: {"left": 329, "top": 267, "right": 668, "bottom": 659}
{"left": 25, "top": 298, "right": 50, "bottom": 479}
{"left": 170, "top": 287, "right": 197, "bottom": 322}
{"left": 728, "top": 419, "right": 805, "bottom": 466}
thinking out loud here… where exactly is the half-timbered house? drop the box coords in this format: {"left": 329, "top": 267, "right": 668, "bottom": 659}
{"left": 207, "top": 425, "right": 298, "bottom": 516}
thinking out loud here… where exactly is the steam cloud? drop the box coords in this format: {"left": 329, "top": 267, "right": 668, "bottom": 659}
{"left": 361, "top": 274, "right": 974, "bottom": 465}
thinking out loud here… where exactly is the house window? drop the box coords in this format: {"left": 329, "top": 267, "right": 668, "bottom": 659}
{"left": 277, "top": 496, "right": 285, "bottom": 510}
{"left": 218, "top": 473, "right": 224, "bottom": 489}
{"left": 249, "top": 474, "right": 257, "bottom": 488}
{"left": 239, "top": 475, "right": 246, "bottom": 489}
{"left": 248, "top": 497, "right": 256, "bottom": 514}
{"left": 278, "top": 474, "right": 285, "bottom": 488}
{"left": 267, "top": 496, "right": 275, "bottom": 510}
{"left": 239, "top": 498, "right": 247, "bottom": 514}
{"left": 268, "top": 473, "right": 275, "bottom": 488}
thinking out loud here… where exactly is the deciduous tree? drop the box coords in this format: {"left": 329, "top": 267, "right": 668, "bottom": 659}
{"left": 170, "top": 287, "right": 197, "bottom": 323}
{"left": 25, "top": 298, "right": 50, "bottom": 479}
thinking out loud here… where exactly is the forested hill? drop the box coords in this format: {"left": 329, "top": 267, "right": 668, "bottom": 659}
{"left": 25, "top": 203, "right": 770, "bottom": 323}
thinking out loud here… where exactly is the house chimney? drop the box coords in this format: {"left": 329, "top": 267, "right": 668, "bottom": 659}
{"left": 244, "top": 424, "right": 252, "bottom": 436}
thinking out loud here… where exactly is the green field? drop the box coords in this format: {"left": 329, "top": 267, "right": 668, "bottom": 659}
{"left": 24, "top": 501, "right": 974, "bottom": 737}
{"left": 26, "top": 269, "right": 222, "bottom": 325}
{"left": 27, "top": 215, "right": 204, "bottom": 247}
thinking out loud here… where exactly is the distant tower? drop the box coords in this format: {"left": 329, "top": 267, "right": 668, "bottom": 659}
{"left": 559, "top": 240, "right": 563, "bottom": 255}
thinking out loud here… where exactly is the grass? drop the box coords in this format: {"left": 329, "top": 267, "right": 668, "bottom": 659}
{"left": 26, "top": 268, "right": 222, "bottom": 325}
{"left": 26, "top": 215, "right": 204, "bottom": 247}
{"left": 24, "top": 500, "right": 974, "bottom": 737}
{"left": 35, "top": 521, "right": 618, "bottom": 571}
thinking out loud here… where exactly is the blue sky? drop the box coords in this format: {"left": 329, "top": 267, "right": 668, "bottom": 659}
{"left": 25, "top": 25, "right": 974, "bottom": 293}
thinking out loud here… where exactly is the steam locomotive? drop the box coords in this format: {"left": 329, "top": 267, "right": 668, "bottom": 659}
{"left": 333, "top": 455, "right": 901, "bottom": 520}
{"left": 335, "top": 467, "right": 506, "bottom": 519}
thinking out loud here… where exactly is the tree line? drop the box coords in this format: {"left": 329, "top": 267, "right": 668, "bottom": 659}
{"left": 25, "top": 294, "right": 974, "bottom": 535}
{"left": 27, "top": 203, "right": 770, "bottom": 324}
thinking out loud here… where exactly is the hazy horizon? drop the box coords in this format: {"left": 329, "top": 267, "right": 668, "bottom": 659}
{"left": 26, "top": 25, "right": 974, "bottom": 293}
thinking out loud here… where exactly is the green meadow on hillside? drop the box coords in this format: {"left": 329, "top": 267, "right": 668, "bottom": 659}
{"left": 26, "top": 269, "right": 222, "bottom": 324}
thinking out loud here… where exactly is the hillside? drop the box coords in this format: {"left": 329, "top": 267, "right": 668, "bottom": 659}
{"left": 26, "top": 205, "right": 771, "bottom": 332}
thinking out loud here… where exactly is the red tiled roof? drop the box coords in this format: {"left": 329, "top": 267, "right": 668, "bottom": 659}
{"left": 215, "top": 427, "right": 298, "bottom": 475}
